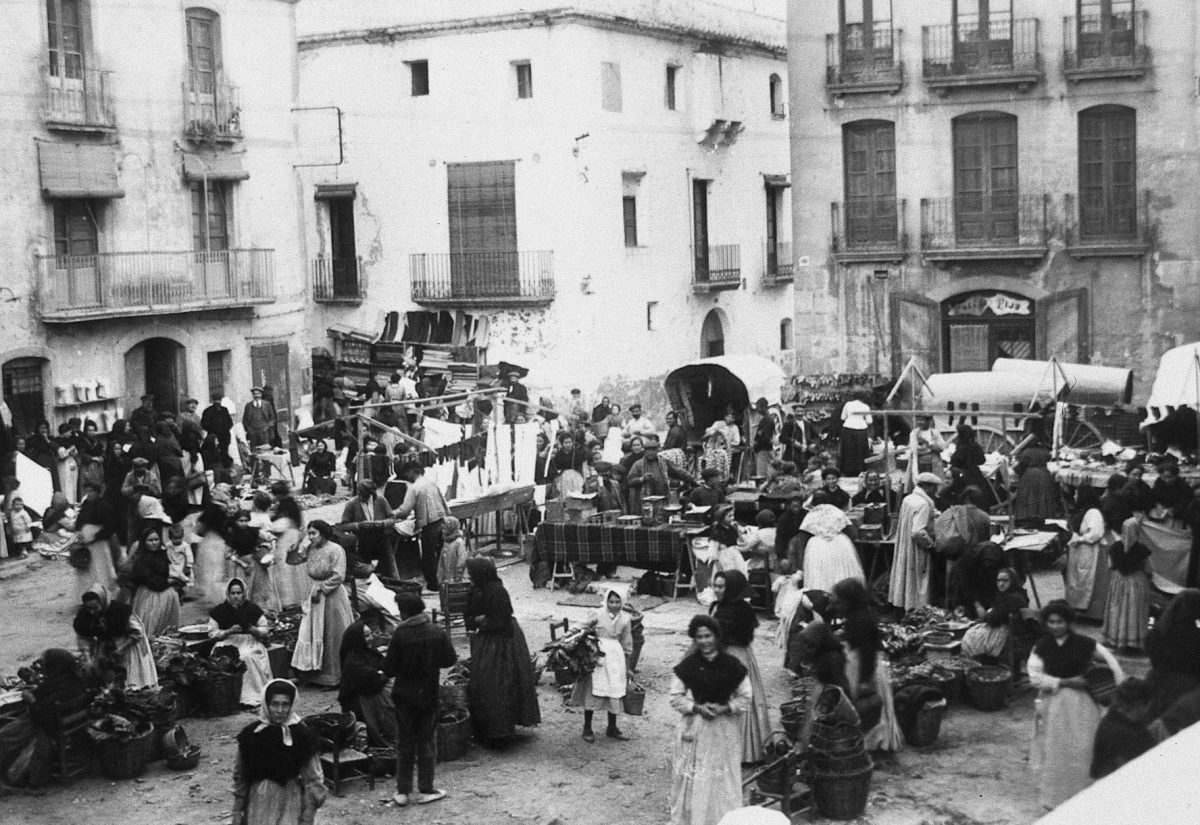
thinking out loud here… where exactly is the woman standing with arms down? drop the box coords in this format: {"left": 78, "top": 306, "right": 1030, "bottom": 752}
{"left": 465, "top": 557, "right": 541, "bottom": 746}
{"left": 231, "top": 679, "right": 326, "bottom": 825}
{"left": 130, "top": 526, "right": 182, "bottom": 642}
{"left": 568, "top": 586, "right": 634, "bottom": 743}
{"left": 1028, "top": 600, "right": 1125, "bottom": 810}
{"left": 290, "top": 521, "right": 354, "bottom": 688}
{"left": 708, "top": 570, "right": 770, "bottom": 764}
{"left": 668, "top": 614, "right": 750, "bottom": 825}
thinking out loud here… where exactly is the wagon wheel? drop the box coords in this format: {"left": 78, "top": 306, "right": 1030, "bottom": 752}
{"left": 946, "top": 424, "right": 1015, "bottom": 456}
{"left": 1056, "top": 413, "right": 1105, "bottom": 455}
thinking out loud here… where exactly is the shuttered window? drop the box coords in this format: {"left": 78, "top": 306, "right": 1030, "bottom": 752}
{"left": 191, "top": 181, "right": 229, "bottom": 252}
{"left": 47, "top": 0, "right": 84, "bottom": 80}
{"left": 53, "top": 199, "right": 98, "bottom": 258}
{"left": 447, "top": 161, "right": 519, "bottom": 292}
{"left": 953, "top": 112, "right": 1018, "bottom": 242}
{"left": 185, "top": 8, "right": 220, "bottom": 95}
{"left": 842, "top": 120, "right": 897, "bottom": 245}
{"left": 1079, "top": 106, "right": 1136, "bottom": 239}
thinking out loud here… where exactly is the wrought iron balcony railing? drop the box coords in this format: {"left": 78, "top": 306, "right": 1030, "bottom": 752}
{"left": 1063, "top": 11, "right": 1149, "bottom": 81}
{"left": 42, "top": 64, "right": 116, "bottom": 130}
{"left": 920, "top": 194, "right": 1049, "bottom": 259}
{"left": 922, "top": 18, "right": 1042, "bottom": 93}
{"left": 410, "top": 250, "right": 555, "bottom": 306}
{"left": 693, "top": 244, "right": 741, "bottom": 292}
{"left": 1064, "top": 190, "right": 1150, "bottom": 256}
{"left": 825, "top": 26, "right": 904, "bottom": 95}
{"left": 312, "top": 257, "right": 367, "bottom": 303}
{"left": 182, "top": 71, "right": 242, "bottom": 140}
{"left": 764, "top": 240, "right": 793, "bottom": 285}
{"left": 831, "top": 199, "right": 908, "bottom": 262}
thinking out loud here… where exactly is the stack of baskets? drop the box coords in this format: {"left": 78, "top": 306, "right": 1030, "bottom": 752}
{"left": 807, "top": 689, "right": 873, "bottom": 820}
{"left": 194, "top": 671, "right": 244, "bottom": 717}
{"left": 966, "top": 665, "right": 1012, "bottom": 711}
{"left": 437, "top": 667, "right": 472, "bottom": 763}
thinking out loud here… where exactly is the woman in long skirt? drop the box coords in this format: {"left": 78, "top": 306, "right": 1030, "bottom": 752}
{"left": 798, "top": 504, "right": 864, "bottom": 593}
{"left": 291, "top": 521, "right": 354, "bottom": 687}
{"left": 1065, "top": 489, "right": 1112, "bottom": 622}
{"left": 130, "top": 526, "right": 182, "bottom": 642}
{"left": 708, "top": 570, "right": 770, "bottom": 764}
{"left": 1028, "top": 600, "right": 1125, "bottom": 810}
{"left": 1103, "top": 517, "right": 1153, "bottom": 651}
{"left": 668, "top": 614, "right": 750, "bottom": 825}
{"left": 231, "top": 679, "right": 326, "bottom": 825}
{"left": 209, "top": 578, "right": 274, "bottom": 707}
{"left": 271, "top": 482, "right": 310, "bottom": 610}
{"left": 465, "top": 557, "right": 541, "bottom": 744}
{"left": 337, "top": 621, "right": 397, "bottom": 747}
{"left": 73, "top": 584, "right": 158, "bottom": 689}
{"left": 833, "top": 577, "right": 903, "bottom": 752}
{"left": 73, "top": 481, "right": 117, "bottom": 603}
{"left": 568, "top": 586, "right": 634, "bottom": 742}
{"left": 55, "top": 424, "right": 80, "bottom": 504}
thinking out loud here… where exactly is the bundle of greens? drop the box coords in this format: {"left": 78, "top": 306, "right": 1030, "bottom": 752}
{"left": 543, "top": 629, "right": 602, "bottom": 681}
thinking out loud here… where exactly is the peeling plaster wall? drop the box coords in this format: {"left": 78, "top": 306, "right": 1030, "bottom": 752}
{"left": 787, "top": 0, "right": 1200, "bottom": 403}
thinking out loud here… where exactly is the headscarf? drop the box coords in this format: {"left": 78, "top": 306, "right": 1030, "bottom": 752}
{"left": 252, "top": 678, "right": 303, "bottom": 744}
{"left": 41, "top": 492, "right": 69, "bottom": 528}
{"left": 467, "top": 555, "right": 499, "bottom": 585}
{"left": 338, "top": 620, "right": 374, "bottom": 667}
{"left": 442, "top": 516, "right": 463, "bottom": 543}
{"left": 210, "top": 578, "right": 264, "bottom": 631}
{"left": 710, "top": 570, "right": 757, "bottom": 647}
{"left": 136, "top": 496, "right": 172, "bottom": 526}
{"left": 716, "top": 569, "right": 750, "bottom": 603}
{"left": 595, "top": 585, "right": 630, "bottom": 635}
{"left": 800, "top": 504, "right": 851, "bottom": 540}
{"left": 72, "top": 583, "right": 133, "bottom": 640}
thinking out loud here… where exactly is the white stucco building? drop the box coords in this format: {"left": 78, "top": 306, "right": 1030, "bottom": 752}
{"left": 296, "top": 0, "right": 794, "bottom": 394}
{"left": 0, "top": 0, "right": 306, "bottom": 437}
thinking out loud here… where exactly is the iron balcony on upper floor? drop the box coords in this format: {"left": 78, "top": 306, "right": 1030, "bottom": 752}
{"left": 312, "top": 256, "right": 367, "bottom": 304}
{"left": 42, "top": 64, "right": 116, "bottom": 132}
{"left": 182, "top": 70, "right": 242, "bottom": 142}
{"left": 763, "top": 240, "right": 793, "bottom": 286}
{"left": 825, "top": 26, "right": 904, "bottom": 96}
{"left": 1063, "top": 11, "right": 1150, "bottom": 83}
{"left": 922, "top": 18, "right": 1042, "bottom": 94}
{"left": 920, "top": 194, "right": 1049, "bottom": 261}
{"left": 409, "top": 250, "right": 555, "bottom": 307}
{"left": 37, "top": 249, "right": 275, "bottom": 322}
{"left": 831, "top": 199, "right": 908, "bottom": 263}
{"left": 692, "top": 244, "right": 742, "bottom": 293}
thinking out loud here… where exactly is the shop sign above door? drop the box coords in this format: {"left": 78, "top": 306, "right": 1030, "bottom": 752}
{"left": 946, "top": 292, "right": 1032, "bottom": 318}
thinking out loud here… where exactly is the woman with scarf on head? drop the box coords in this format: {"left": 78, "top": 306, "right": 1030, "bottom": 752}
{"left": 1143, "top": 588, "right": 1200, "bottom": 716}
{"left": 961, "top": 567, "right": 1030, "bottom": 662}
{"left": 0, "top": 648, "right": 90, "bottom": 791}
{"left": 707, "top": 570, "right": 770, "bottom": 764}
{"left": 24, "top": 420, "right": 60, "bottom": 492}
{"left": 130, "top": 525, "right": 181, "bottom": 641}
{"left": 337, "top": 620, "right": 397, "bottom": 747}
{"left": 668, "top": 614, "right": 749, "bottom": 825}
{"left": 73, "top": 583, "right": 158, "bottom": 688}
{"left": 1028, "top": 599, "right": 1125, "bottom": 810}
{"left": 290, "top": 521, "right": 354, "bottom": 688}
{"left": 568, "top": 586, "right": 635, "bottom": 743}
{"left": 209, "top": 578, "right": 273, "bottom": 707}
{"left": 75, "top": 419, "right": 105, "bottom": 494}
{"left": 832, "top": 576, "right": 902, "bottom": 751}
{"left": 796, "top": 503, "right": 864, "bottom": 594}
{"left": 465, "top": 556, "right": 541, "bottom": 745}
{"left": 231, "top": 679, "right": 326, "bottom": 825}
{"left": 54, "top": 422, "right": 81, "bottom": 504}
{"left": 785, "top": 590, "right": 849, "bottom": 692}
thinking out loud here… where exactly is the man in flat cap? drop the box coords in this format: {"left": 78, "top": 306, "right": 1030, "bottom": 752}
{"left": 130, "top": 394, "right": 157, "bottom": 432}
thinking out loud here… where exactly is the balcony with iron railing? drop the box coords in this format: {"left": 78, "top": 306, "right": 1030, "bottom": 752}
{"left": 182, "top": 71, "right": 242, "bottom": 141}
{"left": 763, "top": 240, "right": 793, "bottom": 285}
{"left": 920, "top": 194, "right": 1049, "bottom": 260}
{"left": 312, "top": 257, "right": 367, "bottom": 303}
{"left": 1063, "top": 11, "right": 1149, "bottom": 82}
{"left": 825, "top": 26, "right": 904, "bottom": 96}
{"left": 692, "top": 244, "right": 741, "bottom": 293}
{"left": 922, "top": 18, "right": 1042, "bottom": 93}
{"left": 37, "top": 249, "right": 275, "bottom": 322}
{"left": 42, "top": 64, "right": 116, "bottom": 131}
{"left": 1064, "top": 190, "right": 1151, "bottom": 257}
{"left": 831, "top": 199, "right": 908, "bottom": 263}
{"left": 410, "top": 250, "right": 555, "bottom": 307}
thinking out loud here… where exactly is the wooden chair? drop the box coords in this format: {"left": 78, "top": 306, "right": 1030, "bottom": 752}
{"left": 549, "top": 617, "right": 570, "bottom": 641}
{"left": 318, "top": 735, "right": 375, "bottom": 796}
{"left": 437, "top": 581, "right": 473, "bottom": 637}
{"left": 51, "top": 692, "right": 95, "bottom": 783}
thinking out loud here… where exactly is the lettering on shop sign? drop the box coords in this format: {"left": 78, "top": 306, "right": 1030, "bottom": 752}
{"left": 946, "top": 293, "right": 1032, "bottom": 318}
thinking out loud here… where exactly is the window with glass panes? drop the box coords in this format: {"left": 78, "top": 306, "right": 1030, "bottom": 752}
{"left": 53, "top": 200, "right": 98, "bottom": 258}
{"left": 191, "top": 181, "right": 229, "bottom": 252}
{"left": 47, "top": 0, "right": 84, "bottom": 79}
{"left": 185, "top": 8, "right": 220, "bottom": 95}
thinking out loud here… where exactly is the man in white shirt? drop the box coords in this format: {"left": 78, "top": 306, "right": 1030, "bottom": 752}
{"left": 622, "top": 403, "right": 658, "bottom": 441}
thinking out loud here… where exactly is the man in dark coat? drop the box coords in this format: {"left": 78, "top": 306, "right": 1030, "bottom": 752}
{"left": 129, "top": 394, "right": 157, "bottom": 432}
{"left": 383, "top": 594, "right": 457, "bottom": 807}
{"left": 200, "top": 392, "right": 234, "bottom": 474}
{"left": 241, "top": 387, "right": 277, "bottom": 449}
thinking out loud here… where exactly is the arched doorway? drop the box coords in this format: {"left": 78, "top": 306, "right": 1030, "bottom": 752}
{"left": 125, "top": 338, "right": 187, "bottom": 416}
{"left": 941, "top": 290, "right": 1035, "bottom": 372}
{"left": 2, "top": 357, "right": 49, "bottom": 435}
{"left": 701, "top": 309, "right": 725, "bottom": 358}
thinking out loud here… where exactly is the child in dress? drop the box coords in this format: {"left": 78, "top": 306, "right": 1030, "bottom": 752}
{"left": 568, "top": 586, "right": 634, "bottom": 742}
{"left": 772, "top": 559, "right": 804, "bottom": 648}
{"left": 7, "top": 497, "right": 33, "bottom": 558}
{"left": 437, "top": 516, "right": 469, "bottom": 584}
{"left": 165, "top": 522, "right": 195, "bottom": 596}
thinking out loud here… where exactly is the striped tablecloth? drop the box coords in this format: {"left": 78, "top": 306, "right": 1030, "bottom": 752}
{"left": 534, "top": 522, "right": 690, "bottom": 565}
{"left": 1055, "top": 466, "right": 1200, "bottom": 489}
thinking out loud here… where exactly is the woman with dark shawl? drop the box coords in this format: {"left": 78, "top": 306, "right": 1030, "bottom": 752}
{"left": 465, "top": 557, "right": 540, "bottom": 745}
{"left": 1027, "top": 600, "right": 1125, "bottom": 810}
{"left": 833, "top": 576, "right": 902, "bottom": 750}
{"left": 231, "top": 679, "right": 326, "bottom": 825}
{"left": 1144, "top": 588, "right": 1200, "bottom": 715}
{"left": 949, "top": 424, "right": 996, "bottom": 508}
{"left": 0, "top": 649, "right": 90, "bottom": 790}
{"left": 130, "top": 525, "right": 181, "bottom": 641}
{"left": 337, "top": 621, "right": 397, "bottom": 747}
{"left": 24, "top": 420, "right": 60, "bottom": 492}
{"left": 73, "top": 583, "right": 158, "bottom": 688}
{"left": 961, "top": 567, "right": 1029, "bottom": 661}
{"left": 707, "top": 570, "right": 770, "bottom": 763}
{"left": 667, "top": 614, "right": 749, "bottom": 825}
{"left": 785, "top": 590, "right": 850, "bottom": 692}
{"left": 1012, "top": 419, "right": 1058, "bottom": 519}
{"left": 208, "top": 578, "right": 273, "bottom": 707}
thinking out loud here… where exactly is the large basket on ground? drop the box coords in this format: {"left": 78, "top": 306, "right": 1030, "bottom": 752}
{"left": 621, "top": 681, "right": 645, "bottom": 716}
{"left": 96, "top": 725, "right": 155, "bottom": 780}
{"left": 901, "top": 699, "right": 946, "bottom": 748}
{"left": 195, "top": 672, "right": 244, "bottom": 717}
{"left": 966, "top": 665, "right": 1012, "bottom": 711}
{"left": 755, "top": 734, "right": 795, "bottom": 797}
{"left": 439, "top": 680, "right": 469, "bottom": 711}
{"left": 436, "top": 707, "right": 471, "bottom": 763}
{"left": 303, "top": 712, "right": 358, "bottom": 750}
{"left": 811, "top": 765, "right": 873, "bottom": 820}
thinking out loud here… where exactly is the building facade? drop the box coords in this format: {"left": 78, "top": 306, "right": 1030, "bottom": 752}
{"left": 296, "top": 0, "right": 794, "bottom": 393}
{"left": 0, "top": 0, "right": 306, "bottom": 437}
{"left": 788, "top": 0, "right": 1200, "bottom": 401}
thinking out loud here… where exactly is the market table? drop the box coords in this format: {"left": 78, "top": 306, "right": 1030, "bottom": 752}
{"left": 1002, "top": 530, "right": 1063, "bottom": 608}
{"left": 449, "top": 484, "right": 536, "bottom": 554}
{"left": 534, "top": 521, "right": 699, "bottom": 598}
{"left": 1055, "top": 465, "right": 1200, "bottom": 489}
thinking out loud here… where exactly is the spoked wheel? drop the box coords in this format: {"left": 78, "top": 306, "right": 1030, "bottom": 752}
{"left": 1056, "top": 411, "right": 1105, "bottom": 455}
{"left": 946, "top": 424, "right": 1016, "bottom": 456}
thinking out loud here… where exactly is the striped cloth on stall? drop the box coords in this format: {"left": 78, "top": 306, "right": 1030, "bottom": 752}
{"left": 534, "top": 522, "right": 687, "bottom": 565}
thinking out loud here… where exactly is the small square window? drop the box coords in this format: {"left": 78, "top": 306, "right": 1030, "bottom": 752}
{"left": 514, "top": 61, "right": 533, "bottom": 99}
{"left": 665, "top": 64, "right": 678, "bottom": 110}
{"left": 408, "top": 60, "right": 429, "bottom": 96}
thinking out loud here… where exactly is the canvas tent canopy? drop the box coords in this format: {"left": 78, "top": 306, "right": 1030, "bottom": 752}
{"left": 920, "top": 359, "right": 1133, "bottom": 411}
{"left": 664, "top": 355, "right": 785, "bottom": 442}
{"left": 1142, "top": 342, "right": 1200, "bottom": 429}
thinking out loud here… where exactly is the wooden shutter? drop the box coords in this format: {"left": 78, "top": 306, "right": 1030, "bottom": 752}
{"left": 954, "top": 113, "right": 1017, "bottom": 242}
{"left": 1079, "top": 106, "right": 1136, "bottom": 239}
{"left": 447, "top": 161, "right": 519, "bottom": 294}
{"left": 843, "top": 121, "right": 896, "bottom": 245}
{"left": 1037, "top": 288, "right": 1089, "bottom": 363}
{"left": 890, "top": 291, "right": 940, "bottom": 376}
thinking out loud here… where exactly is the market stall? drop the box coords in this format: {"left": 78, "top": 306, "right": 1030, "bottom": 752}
{"left": 533, "top": 521, "right": 701, "bottom": 598}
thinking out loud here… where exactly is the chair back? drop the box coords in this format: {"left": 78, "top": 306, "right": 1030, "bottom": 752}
{"left": 54, "top": 692, "right": 94, "bottom": 736}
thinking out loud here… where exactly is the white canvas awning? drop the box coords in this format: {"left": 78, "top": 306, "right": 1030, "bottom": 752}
{"left": 1143, "top": 342, "right": 1200, "bottom": 428}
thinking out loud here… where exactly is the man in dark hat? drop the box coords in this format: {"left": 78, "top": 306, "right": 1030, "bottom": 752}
{"left": 200, "top": 390, "right": 234, "bottom": 477}
{"left": 130, "top": 394, "right": 157, "bottom": 432}
{"left": 586, "top": 461, "right": 624, "bottom": 513}
{"left": 341, "top": 479, "right": 399, "bottom": 578}
{"left": 751, "top": 397, "right": 776, "bottom": 478}
{"left": 242, "top": 387, "right": 277, "bottom": 449}
{"left": 503, "top": 370, "right": 528, "bottom": 423}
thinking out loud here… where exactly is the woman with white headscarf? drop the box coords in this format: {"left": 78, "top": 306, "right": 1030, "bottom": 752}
{"left": 568, "top": 585, "right": 635, "bottom": 743}
{"left": 798, "top": 504, "right": 864, "bottom": 594}
{"left": 231, "top": 679, "right": 326, "bottom": 825}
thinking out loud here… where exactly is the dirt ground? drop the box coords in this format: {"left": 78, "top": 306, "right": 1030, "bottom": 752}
{"left": 0, "top": 551, "right": 1145, "bottom": 825}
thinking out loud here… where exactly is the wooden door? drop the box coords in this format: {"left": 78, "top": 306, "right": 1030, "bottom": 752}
{"left": 1079, "top": 107, "right": 1136, "bottom": 239}
{"left": 693, "top": 179, "right": 710, "bottom": 280}
{"left": 954, "top": 114, "right": 1017, "bottom": 243}
{"left": 843, "top": 121, "right": 896, "bottom": 245}
{"left": 891, "top": 292, "right": 939, "bottom": 376}
{"left": 841, "top": 0, "right": 893, "bottom": 77}
{"left": 251, "top": 343, "right": 291, "bottom": 436}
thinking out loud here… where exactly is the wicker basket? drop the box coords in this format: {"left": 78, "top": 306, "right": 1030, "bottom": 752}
{"left": 439, "top": 681, "right": 469, "bottom": 710}
{"left": 166, "top": 745, "right": 202, "bottom": 771}
{"left": 621, "top": 682, "right": 645, "bottom": 716}
{"left": 553, "top": 665, "right": 576, "bottom": 686}
{"left": 913, "top": 668, "right": 959, "bottom": 703}
{"left": 195, "top": 671, "right": 244, "bottom": 717}
{"left": 902, "top": 699, "right": 946, "bottom": 748}
{"left": 812, "top": 765, "right": 873, "bottom": 820}
{"left": 97, "top": 726, "right": 155, "bottom": 780}
{"left": 436, "top": 708, "right": 471, "bottom": 763}
{"left": 367, "top": 747, "right": 396, "bottom": 777}
{"left": 966, "top": 665, "right": 1012, "bottom": 711}
{"left": 755, "top": 734, "right": 795, "bottom": 797}
{"left": 812, "top": 749, "right": 873, "bottom": 775}
{"left": 303, "top": 712, "right": 358, "bottom": 750}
